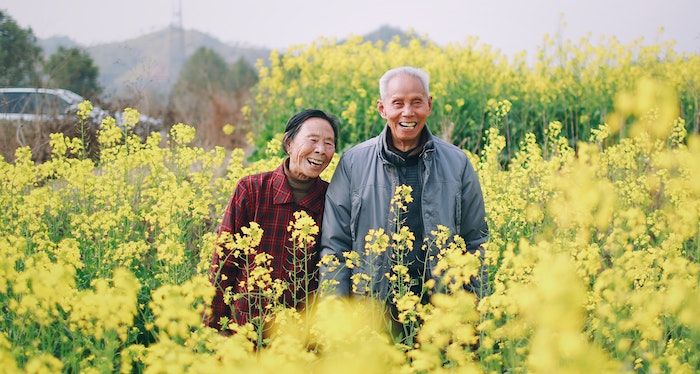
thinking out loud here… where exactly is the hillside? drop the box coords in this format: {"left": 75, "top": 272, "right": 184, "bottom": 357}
{"left": 358, "top": 24, "right": 424, "bottom": 45}
{"left": 37, "top": 35, "right": 80, "bottom": 56}
{"left": 41, "top": 28, "right": 270, "bottom": 100}
{"left": 88, "top": 27, "right": 269, "bottom": 99}
{"left": 37, "top": 25, "right": 413, "bottom": 101}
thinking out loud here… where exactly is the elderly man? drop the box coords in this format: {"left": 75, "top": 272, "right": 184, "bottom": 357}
{"left": 320, "top": 66, "right": 488, "bottom": 301}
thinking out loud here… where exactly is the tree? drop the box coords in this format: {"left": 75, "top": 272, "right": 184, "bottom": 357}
{"left": 229, "top": 57, "right": 258, "bottom": 90}
{"left": 172, "top": 48, "right": 258, "bottom": 96}
{"left": 44, "top": 47, "right": 101, "bottom": 98}
{"left": 173, "top": 47, "right": 232, "bottom": 94}
{"left": 0, "top": 10, "right": 42, "bottom": 86}
{"left": 168, "top": 47, "right": 258, "bottom": 148}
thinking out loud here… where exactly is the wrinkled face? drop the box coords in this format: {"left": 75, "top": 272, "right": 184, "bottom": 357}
{"left": 377, "top": 74, "right": 432, "bottom": 151}
{"left": 286, "top": 117, "right": 336, "bottom": 180}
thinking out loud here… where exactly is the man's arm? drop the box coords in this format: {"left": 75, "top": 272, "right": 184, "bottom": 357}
{"left": 460, "top": 159, "right": 489, "bottom": 251}
{"left": 460, "top": 160, "right": 490, "bottom": 297}
{"left": 319, "top": 156, "right": 353, "bottom": 296}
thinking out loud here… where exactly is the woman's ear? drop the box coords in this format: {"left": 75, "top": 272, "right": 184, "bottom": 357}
{"left": 282, "top": 135, "right": 291, "bottom": 155}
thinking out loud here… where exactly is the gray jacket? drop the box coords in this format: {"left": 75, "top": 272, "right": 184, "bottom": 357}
{"left": 320, "top": 126, "right": 489, "bottom": 299}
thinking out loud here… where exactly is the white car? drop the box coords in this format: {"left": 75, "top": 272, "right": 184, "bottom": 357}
{"left": 0, "top": 88, "right": 162, "bottom": 161}
{"left": 0, "top": 87, "right": 109, "bottom": 124}
{"left": 0, "top": 87, "right": 162, "bottom": 131}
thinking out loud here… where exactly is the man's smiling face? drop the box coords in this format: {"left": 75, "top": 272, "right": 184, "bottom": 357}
{"left": 377, "top": 73, "right": 433, "bottom": 152}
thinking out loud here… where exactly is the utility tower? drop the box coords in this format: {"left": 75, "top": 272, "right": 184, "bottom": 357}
{"left": 168, "top": 0, "right": 186, "bottom": 87}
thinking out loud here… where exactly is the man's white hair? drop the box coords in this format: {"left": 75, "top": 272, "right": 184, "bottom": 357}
{"left": 378, "top": 66, "right": 430, "bottom": 99}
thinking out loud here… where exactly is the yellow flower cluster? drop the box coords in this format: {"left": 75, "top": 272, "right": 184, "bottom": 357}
{"left": 169, "top": 123, "right": 197, "bottom": 145}
{"left": 76, "top": 100, "right": 93, "bottom": 121}
{"left": 408, "top": 291, "right": 480, "bottom": 372}
{"left": 98, "top": 116, "right": 123, "bottom": 147}
{"left": 432, "top": 236, "right": 480, "bottom": 294}
{"left": 486, "top": 98, "right": 512, "bottom": 121}
{"left": 50, "top": 133, "right": 83, "bottom": 158}
{"left": 222, "top": 123, "right": 235, "bottom": 135}
{"left": 287, "top": 210, "right": 319, "bottom": 249}
{"left": 363, "top": 228, "right": 390, "bottom": 255}
{"left": 121, "top": 108, "right": 140, "bottom": 130}
{"left": 68, "top": 268, "right": 140, "bottom": 342}
{"left": 150, "top": 275, "right": 213, "bottom": 340}
{"left": 390, "top": 184, "right": 413, "bottom": 214}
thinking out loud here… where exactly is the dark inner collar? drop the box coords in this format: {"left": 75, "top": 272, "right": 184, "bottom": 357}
{"left": 283, "top": 158, "right": 315, "bottom": 193}
{"left": 384, "top": 127, "right": 430, "bottom": 165}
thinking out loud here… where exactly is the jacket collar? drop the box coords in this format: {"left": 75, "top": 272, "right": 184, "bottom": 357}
{"left": 271, "top": 161, "right": 326, "bottom": 214}
{"left": 378, "top": 125, "right": 435, "bottom": 165}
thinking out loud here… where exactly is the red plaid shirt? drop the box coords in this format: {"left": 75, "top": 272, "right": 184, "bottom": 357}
{"left": 207, "top": 163, "right": 328, "bottom": 330}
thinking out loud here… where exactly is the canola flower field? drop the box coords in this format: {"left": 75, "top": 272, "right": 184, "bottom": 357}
{"left": 248, "top": 35, "right": 699, "bottom": 157}
{"left": 1, "top": 38, "right": 700, "bottom": 373}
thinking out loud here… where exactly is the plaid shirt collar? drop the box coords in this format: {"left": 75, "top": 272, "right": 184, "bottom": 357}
{"left": 271, "top": 161, "right": 326, "bottom": 214}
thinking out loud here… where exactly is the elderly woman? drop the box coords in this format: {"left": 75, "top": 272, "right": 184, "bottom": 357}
{"left": 207, "top": 109, "right": 338, "bottom": 331}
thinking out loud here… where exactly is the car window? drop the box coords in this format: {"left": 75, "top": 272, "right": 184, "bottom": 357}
{"left": 36, "top": 93, "right": 70, "bottom": 115}
{"left": 0, "top": 92, "right": 36, "bottom": 114}
{"left": 0, "top": 93, "right": 8, "bottom": 113}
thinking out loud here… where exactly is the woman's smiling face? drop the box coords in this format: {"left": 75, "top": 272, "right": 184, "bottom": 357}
{"left": 286, "top": 117, "right": 336, "bottom": 180}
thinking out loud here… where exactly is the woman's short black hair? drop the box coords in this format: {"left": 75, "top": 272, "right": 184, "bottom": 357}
{"left": 282, "top": 109, "right": 339, "bottom": 154}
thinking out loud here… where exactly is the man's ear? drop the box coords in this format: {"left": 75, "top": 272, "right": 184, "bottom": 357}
{"left": 377, "top": 99, "right": 387, "bottom": 119}
{"left": 427, "top": 96, "right": 433, "bottom": 113}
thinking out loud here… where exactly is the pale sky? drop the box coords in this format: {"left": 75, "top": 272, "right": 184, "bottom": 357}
{"left": 2, "top": 0, "right": 698, "bottom": 55}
